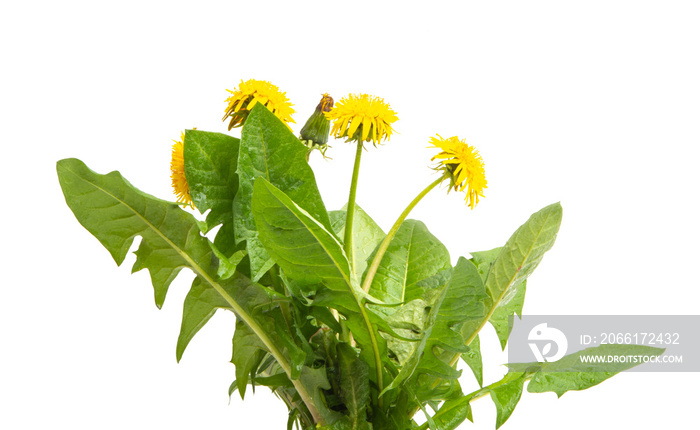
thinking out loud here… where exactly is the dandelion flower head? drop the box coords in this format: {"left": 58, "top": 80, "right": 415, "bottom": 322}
{"left": 223, "top": 79, "right": 295, "bottom": 129}
{"left": 430, "top": 134, "right": 487, "bottom": 209}
{"left": 325, "top": 94, "right": 398, "bottom": 146}
{"left": 170, "top": 132, "right": 193, "bottom": 208}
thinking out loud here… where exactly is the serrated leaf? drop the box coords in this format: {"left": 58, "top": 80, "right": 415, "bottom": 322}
{"left": 424, "top": 371, "right": 525, "bottom": 430}
{"left": 175, "top": 269, "right": 303, "bottom": 381}
{"left": 251, "top": 178, "right": 387, "bottom": 390}
{"left": 382, "top": 298, "right": 429, "bottom": 365}
{"left": 57, "top": 158, "right": 324, "bottom": 422}
{"left": 233, "top": 103, "right": 330, "bottom": 281}
{"left": 252, "top": 177, "right": 354, "bottom": 292}
{"left": 489, "top": 281, "right": 526, "bottom": 350}
{"left": 329, "top": 204, "right": 385, "bottom": 279}
{"left": 489, "top": 372, "right": 527, "bottom": 429}
{"left": 176, "top": 277, "right": 227, "bottom": 361}
{"left": 57, "top": 158, "right": 212, "bottom": 309}
{"left": 386, "top": 258, "right": 487, "bottom": 396}
{"left": 299, "top": 366, "right": 341, "bottom": 425}
{"left": 337, "top": 343, "right": 371, "bottom": 430}
{"left": 509, "top": 344, "right": 666, "bottom": 397}
{"left": 470, "top": 248, "right": 527, "bottom": 350}
{"left": 366, "top": 220, "right": 452, "bottom": 378}
{"left": 419, "top": 394, "right": 473, "bottom": 430}
{"left": 369, "top": 220, "right": 451, "bottom": 305}
{"left": 470, "top": 247, "right": 502, "bottom": 283}
{"left": 461, "top": 203, "right": 562, "bottom": 352}
{"left": 317, "top": 417, "right": 353, "bottom": 430}
{"left": 253, "top": 372, "right": 294, "bottom": 388}
{"left": 183, "top": 129, "right": 239, "bottom": 231}
{"left": 460, "top": 334, "right": 483, "bottom": 387}
{"left": 232, "top": 320, "right": 268, "bottom": 398}
{"left": 209, "top": 244, "right": 245, "bottom": 280}
{"left": 484, "top": 203, "right": 562, "bottom": 307}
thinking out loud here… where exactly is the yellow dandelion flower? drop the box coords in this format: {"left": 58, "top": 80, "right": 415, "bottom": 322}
{"left": 325, "top": 94, "right": 398, "bottom": 146}
{"left": 430, "top": 134, "right": 487, "bottom": 209}
{"left": 170, "top": 132, "right": 194, "bottom": 208}
{"left": 223, "top": 79, "right": 296, "bottom": 129}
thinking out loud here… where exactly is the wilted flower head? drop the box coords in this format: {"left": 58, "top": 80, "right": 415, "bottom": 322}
{"left": 223, "top": 79, "right": 295, "bottom": 129}
{"left": 325, "top": 94, "right": 397, "bottom": 146}
{"left": 430, "top": 134, "right": 487, "bottom": 209}
{"left": 170, "top": 132, "right": 193, "bottom": 208}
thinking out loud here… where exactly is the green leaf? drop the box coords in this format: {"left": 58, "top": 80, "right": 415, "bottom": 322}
{"left": 470, "top": 248, "right": 527, "bottom": 350}
{"left": 317, "top": 417, "right": 353, "bottom": 430}
{"left": 461, "top": 203, "right": 563, "bottom": 350}
{"left": 57, "top": 158, "right": 324, "bottom": 423}
{"left": 183, "top": 129, "right": 239, "bottom": 231}
{"left": 298, "top": 366, "right": 340, "bottom": 425}
{"left": 233, "top": 103, "right": 331, "bottom": 281}
{"left": 424, "top": 371, "right": 526, "bottom": 430}
{"left": 309, "top": 306, "right": 343, "bottom": 334}
{"left": 212, "top": 220, "right": 246, "bottom": 265}
{"left": 57, "top": 158, "right": 212, "bottom": 309}
{"left": 484, "top": 202, "right": 562, "bottom": 308}
{"left": 470, "top": 247, "right": 502, "bottom": 283}
{"left": 254, "top": 372, "right": 294, "bottom": 388}
{"left": 387, "top": 258, "right": 487, "bottom": 396}
{"left": 382, "top": 298, "right": 429, "bottom": 365}
{"left": 511, "top": 344, "right": 666, "bottom": 397}
{"left": 489, "top": 372, "right": 527, "bottom": 429}
{"left": 176, "top": 277, "right": 227, "bottom": 362}
{"left": 232, "top": 320, "right": 267, "bottom": 398}
{"left": 209, "top": 245, "right": 245, "bottom": 280}
{"left": 251, "top": 178, "right": 388, "bottom": 392}
{"left": 489, "top": 281, "right": 526, "bottom": 350}
{"left": 369, "top": 220, "right": 452, "bottom": 305}
{"left": 368, "top": 220, "right": 452, "bottom": 382}
{"left": 337, "top": 343, "right": 371, "bottom": 430}
{"left": 419, "top": 393, "right": 473, "bottom": 430}
{"left": 460, "top": 334, "right": 483, "bottom": 387}
{"left": 252, "top": 177, "right": 354, "bottom": 293}
{"left": 329, "top": 204, "right": 385, "bottom": 279}
{"left": 420, "top": 258, "right": 486, "bottom": 373}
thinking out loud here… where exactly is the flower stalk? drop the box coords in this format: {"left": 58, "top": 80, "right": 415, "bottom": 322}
{"left": 344, "top": 140, "right": 364, "bottom": 277}
{"left": 361, "top": 173, "right": 447, "bottom": 293}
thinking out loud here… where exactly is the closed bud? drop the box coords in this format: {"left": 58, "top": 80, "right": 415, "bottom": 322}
{"left": 300, "top": 93, "right": 334, "bottom": 157}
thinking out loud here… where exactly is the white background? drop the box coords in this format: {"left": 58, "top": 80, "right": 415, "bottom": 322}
{"left": 2, "top": 1, "right": 699, "bottom": 428}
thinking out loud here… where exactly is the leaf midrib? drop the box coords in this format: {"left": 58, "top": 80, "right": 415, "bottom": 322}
{"left": 261, "top": 181, "right": 385, "bottom": 399}
{"left": 64, "top": 164, "right": 326, "bottom": 420}
{"left": 450, "top": 210, "right": 557, "bottom": 368}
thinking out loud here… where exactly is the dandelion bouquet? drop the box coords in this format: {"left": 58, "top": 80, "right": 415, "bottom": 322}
{"left": 57, "top": 79, "right": 660, "bottom": 429}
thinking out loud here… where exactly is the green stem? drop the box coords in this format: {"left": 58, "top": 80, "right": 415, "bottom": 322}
{"left": 344, "top": 140, "right": 364, "bottom": 278}
{"left": 361, "top": 174, "right": 447, "bottom": 294}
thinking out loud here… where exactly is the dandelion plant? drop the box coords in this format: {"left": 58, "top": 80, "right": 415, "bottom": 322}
{"left": 57, "top": 78, "right": 661, "bottom": 429}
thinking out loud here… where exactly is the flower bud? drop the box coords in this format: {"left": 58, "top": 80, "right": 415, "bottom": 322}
{"left": 300, "top": 93, "right": 334, "bottom": 157}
